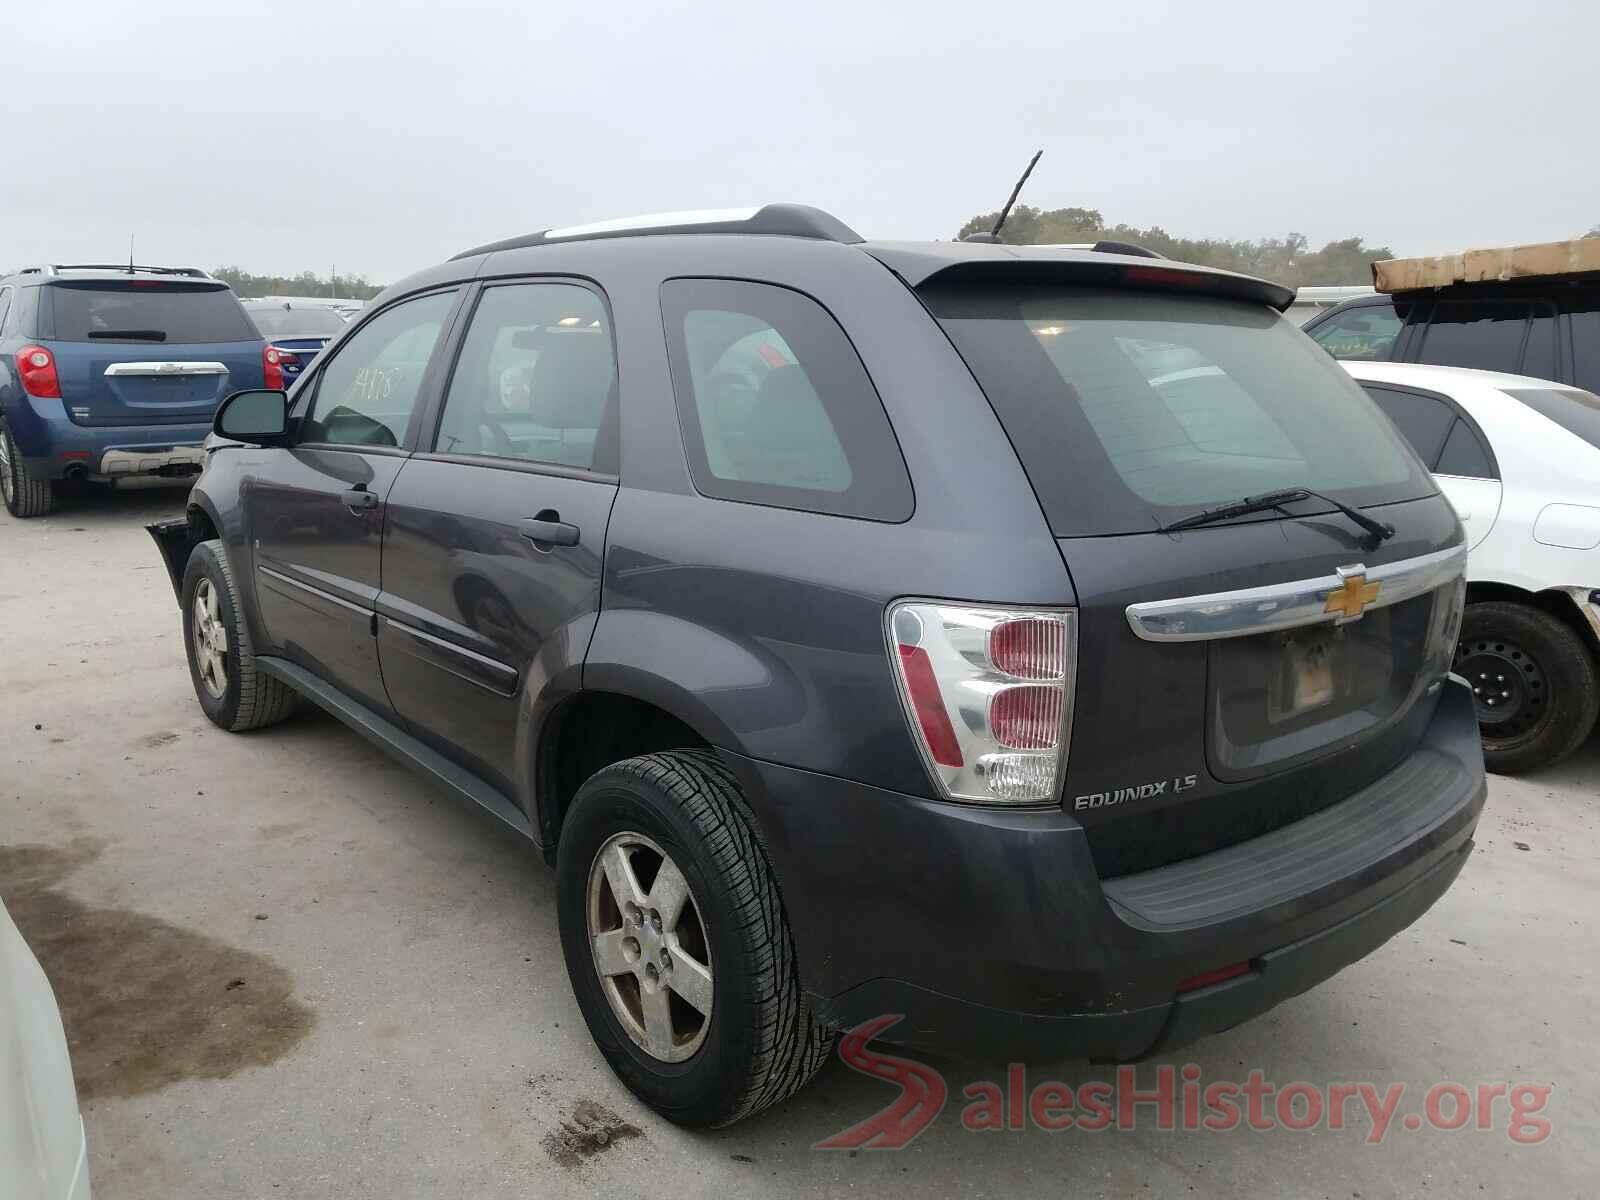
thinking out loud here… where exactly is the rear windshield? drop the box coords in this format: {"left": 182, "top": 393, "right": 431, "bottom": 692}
{"left": 46, "top": 281, "right": 257, "bottom": 344}
{"left": 245, "top": 305, "right": 348, "bottom": 337}
{"left": 927, "top": 286, "right": 1434, "bottom": 537}
{"left": 1504, "top": 387, "right": 1600, "bottom": 453}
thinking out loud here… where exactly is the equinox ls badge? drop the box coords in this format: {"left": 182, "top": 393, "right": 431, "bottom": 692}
{"left": 1324, "top": 565, "right": 1381, "bottom": 623}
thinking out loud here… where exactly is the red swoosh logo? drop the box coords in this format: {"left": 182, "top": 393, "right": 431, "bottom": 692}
{"left": 815, "top": 1015, "right": 947, "bottom": 1149}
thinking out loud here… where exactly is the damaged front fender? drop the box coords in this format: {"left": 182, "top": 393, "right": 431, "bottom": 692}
{"left": 147, "top": 518, "right": 200, "bottom": 603}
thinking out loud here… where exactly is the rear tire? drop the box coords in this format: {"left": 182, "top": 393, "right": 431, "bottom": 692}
{"left": 0, "top": 427, "right": 54, "bottom": 518}
{"left": 181, "top": 539, "right": 299, "bottom": 732}
{"left": 1455, "top": 601, "right": 1599, "bottom": 774}
{"left": 556, "top": 750, "right": 832, "bottom": 1127}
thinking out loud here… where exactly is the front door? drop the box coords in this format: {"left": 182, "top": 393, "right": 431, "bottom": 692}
{"left": 247, "top": 288, "right": 461, "bottom": 715}
{"left": 376, "top": 280, "right": 620, "bottom": 796}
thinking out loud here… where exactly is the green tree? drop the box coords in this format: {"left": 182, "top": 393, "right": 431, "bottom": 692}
{"left": 211, "top": 265, "right": 384, "bottom": 300}
{"left": 956, "top": 205, "right": 1391, "bottom": 286}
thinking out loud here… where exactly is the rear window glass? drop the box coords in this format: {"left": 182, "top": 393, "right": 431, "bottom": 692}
{"left": 928, "top": 286, "right": 1433, "bottom": 537}
{"left": 245, "top": 305, "right": 348, "bottom": 338}
{"left": 1504, "top": 387, "right": 1600, "bottom": 453}
{"left": 47, "top": 282, "right": 256, "bottom": 344}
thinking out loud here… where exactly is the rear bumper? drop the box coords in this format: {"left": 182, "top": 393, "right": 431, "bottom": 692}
{"left": 5, "top": 394, "right": 209, "bottom": 479}
{"left": 725, "top": 675, "right": 1485, "bottom": 1061}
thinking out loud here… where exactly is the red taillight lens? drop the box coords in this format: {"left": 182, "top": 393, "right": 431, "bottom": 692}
{"left": 279, "top": 351, "right": 302, "bottom": 369}
{"left": 17, "top": 345, "right": 61, "bottom": 398}
{"left": 988, "top": 617, "right": 1065, "bottom": 680}
{"left": 888, "top": 603, "right": 1077, "bottom": 803}
{"left": 263, "top": 345, "right": 284, "bottom": 389}
{"left": 990, "top": 685, "right": 1063, "bottom": 750}
{"left": 897, "top": 644, "right": 964, "bottom": 767}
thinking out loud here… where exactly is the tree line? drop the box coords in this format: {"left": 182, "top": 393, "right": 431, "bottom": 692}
{"left": 210, "top": 266, "right": 384, "bottom": 300}
{"left": 958, "top": 208, "right": 1600, "bottom": 286}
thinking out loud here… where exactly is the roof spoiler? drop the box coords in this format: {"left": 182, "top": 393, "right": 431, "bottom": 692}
{"left": 869, "top": 248, "right": 1296, "bottom": 311}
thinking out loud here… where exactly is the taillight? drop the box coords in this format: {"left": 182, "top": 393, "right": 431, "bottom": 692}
{"left": 887, "top": 602, "right": 1077, "bottom": 804}
{"left": 263, "top": 345, "right": 284, "bottom": 389}
{"left": 279, "top": 350, "right": 302, "bottom": 372}
{"left": 16, "top": 345, "right": 62, "bottom": 398}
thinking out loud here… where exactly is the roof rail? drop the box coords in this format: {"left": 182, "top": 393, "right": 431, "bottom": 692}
{"left": 25, "top": 263, "right": 212, "bottom": 279}
{"left": 451, "top": 203, "right": 861, "bottom": 261}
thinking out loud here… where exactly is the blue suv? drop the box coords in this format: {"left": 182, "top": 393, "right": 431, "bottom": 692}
{"left": 0, "top": 264, "right": 272, "bottom": 517}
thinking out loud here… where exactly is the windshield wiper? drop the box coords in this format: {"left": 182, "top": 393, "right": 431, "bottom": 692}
{"left": 1160, "top": 487, "right": 1395, "bottom": 544}
{"left": 88, "top": 329, "right": 167, "bottom": 341}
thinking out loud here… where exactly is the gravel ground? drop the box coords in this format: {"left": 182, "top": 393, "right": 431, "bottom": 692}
{"left": 3, "top": 483, "right": 1596, "bottom": 1198}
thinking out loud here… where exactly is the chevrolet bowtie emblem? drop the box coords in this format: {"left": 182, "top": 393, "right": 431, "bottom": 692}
{"left": 1325, "top": 568, "right": 1381, "bottom": 621}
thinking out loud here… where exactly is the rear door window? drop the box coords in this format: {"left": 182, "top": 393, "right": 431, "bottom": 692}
{"left": 1307, "top": 301, "right": 1402, "bottom": 360}
{"left": 1435, "top": 419, "right": 1498, "bottom": 479}
{"left": 1361, "top": 384, "right": 1457, "bottom": 466}
{"left": 927, "top": 285, "right": 1431, "bottom": 537}
{"left": 45, "top": 282, "right": 258, "bottom": 343}
{"left": 660, "top": 278, "right": 912, "bottom": 521}
{"left": 302, "top": 290, "right": 457, "bottom": 448}
{"left": 433, "top": 282, "right": 618, "bottom": 472}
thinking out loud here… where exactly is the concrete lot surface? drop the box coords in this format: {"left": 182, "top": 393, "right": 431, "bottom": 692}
{"left": 3, "top": 484, "right": 1597, "bottom": 1198}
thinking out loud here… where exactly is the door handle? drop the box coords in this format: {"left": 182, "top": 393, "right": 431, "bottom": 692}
{"left": 341, "top": 486, "right": 379, "bottom": 513}
{"left": 520, "top": 512, "right": 579, "bottom": 547}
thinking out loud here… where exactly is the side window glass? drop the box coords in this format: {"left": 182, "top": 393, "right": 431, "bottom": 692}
{"left": 1308, "top": 303, "right": 1401, "bottom": 360}
{"left": 302, "top": 290, "right": 457, "bottom": 448}
{"left": 1521, "top": 306, "right": 1558, "bottom": 381}
{"left": 434, "top": 283, "right": 616, "bottom": 472}
{"left": 1362, "top": 384, "right": 1456, "bottom": 467}
{"left": 1569, "top": 305, "right": 1600, "bottom": 394}
{"left": 0, "top": 287, "right": 13, "bottom": 335}
{"left": 660, "top": 279, "right": 913, "bottom": 521}
{"left": 1435, "top": 418, "right": 1497, "bottom": 479}
{"left": 1415, "top": 301, "right": 1531, "bottom": 373}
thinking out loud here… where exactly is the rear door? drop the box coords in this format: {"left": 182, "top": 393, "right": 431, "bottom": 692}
{"left": 246, "top": 288, "right": 462, "bottom": 715}
{"left": 376, "top": 280, "right": 620, "bottom": 795}
{"left": 37, "top": 279, "right": 264, "bottom": 425}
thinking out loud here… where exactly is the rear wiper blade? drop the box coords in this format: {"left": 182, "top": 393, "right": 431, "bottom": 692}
{"left": 1161, "top": 487, "right": 1396, "bottom": 544}
{"left": 1159, "top": 488, "right": 1308, "bottom": 533}
{"left": 87, "top": 329, "right": 167, "bottom": 341}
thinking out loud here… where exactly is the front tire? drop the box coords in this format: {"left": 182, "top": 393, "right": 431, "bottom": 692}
{"left": 181, "top": 539, "right": 298, "bottom": 732}
{"left": 0, "top": 426, "right": 54, "bottom": 518}
{"left": 1455, "top": 601, "right": 1600, "bottom": 774}
{"left": 556, "top": 750, "right": 832, "bottom": 1127}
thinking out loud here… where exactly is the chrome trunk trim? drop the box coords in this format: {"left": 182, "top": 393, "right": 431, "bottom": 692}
{"left": 103, "top": 361, "right": 228, "bottom": 376}
{"left": 1125, "top": 544, "right": 1467, "bottom": 643}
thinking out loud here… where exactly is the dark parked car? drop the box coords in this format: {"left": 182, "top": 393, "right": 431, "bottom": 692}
{"left": 149, "top": 205, "right": 1485, "bottom": 1127}
{"left": 240, "top": 299, "right": 349, "bottom": 386}
{"left": 1, "top": 265, "right": 272, "bottom": 517}
{"left": 1302, "top": 282, "right": 1600, "bottom": 392}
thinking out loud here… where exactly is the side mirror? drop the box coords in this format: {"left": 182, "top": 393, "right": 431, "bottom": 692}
{"left": 214, "top": 389, "right": 290, "bottom": 444}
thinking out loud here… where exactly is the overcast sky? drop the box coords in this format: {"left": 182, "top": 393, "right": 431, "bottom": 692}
{"left": 6, "top": 1, "right": 1596, "bottom": 284}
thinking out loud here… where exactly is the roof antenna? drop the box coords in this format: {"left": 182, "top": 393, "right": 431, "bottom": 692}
{"left": 128, "top": 233, "right": 135, "bottom": 274}
{"left": 964, "top": 150, "right": 1043, "bottom": 244}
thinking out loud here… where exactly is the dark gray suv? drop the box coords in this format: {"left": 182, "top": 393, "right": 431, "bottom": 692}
{"left": 149, "top": 205, "right": 1486, "bottom": 1128}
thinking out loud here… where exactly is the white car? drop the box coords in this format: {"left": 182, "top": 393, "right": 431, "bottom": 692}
{"left": 1, "top": 897, "right": 91, "bottom": 1200}
{"left": 1343, "top": 361, "right": 1600, "bottom": 772}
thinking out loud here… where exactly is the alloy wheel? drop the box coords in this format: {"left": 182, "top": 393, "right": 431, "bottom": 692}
{"left": 191, "top": 577, "right": 229, "bottom": 698}
{"left": 585, "top": 831, "right": 714, "bottom": 1063}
